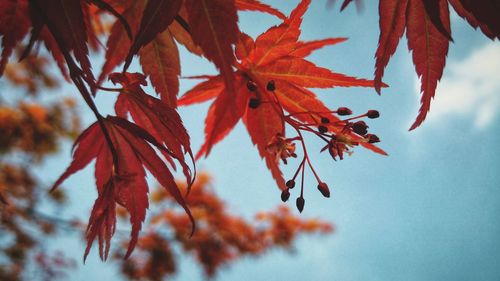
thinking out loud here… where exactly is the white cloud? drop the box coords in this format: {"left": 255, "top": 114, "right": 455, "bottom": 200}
{"left": 421, "top": 42, "right": 500, "bottom": 129}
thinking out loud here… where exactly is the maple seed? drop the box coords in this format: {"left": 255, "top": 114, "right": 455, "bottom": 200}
{"left": 286, "top": 180, "right": 296, "bottom": 189}
{"left": 296, "top": 197, "right": 305, "bottom": 213}
{"left": 266, "top": 80, "right": 276, "bottom": 91}
{"left": 366, "top": 134, "right": 380, "bottom": 143}
{"left": 337, "top": 107, "right": 352, "bottom": 116}
{"left": 281, "top": 189, "right": 291, "bottom": 202}
{"left": 317, "top": 182, "right": 330, "bottom": 198}
{"left": 367, "top": 110, "right": 380, "bottom": 119}
{"left": 352, "top": 121, "right": 368, "bottom": 136}
{"left": 247, "top": 81, "right": 258, "bottom": 92}
{"left": 318, "top": 125, "right": 328, "bottom": 134}
{"left": 321, "top": 117, "right": 330, "bottom": 124}
{"left": 249, "top": 98, "right": 261, "bottom": 108}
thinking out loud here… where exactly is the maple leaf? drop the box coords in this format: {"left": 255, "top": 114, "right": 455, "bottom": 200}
{"left": 406, "top": 0, "right": 450, "bottom": 130}
{"left": 97, "top": 1, "right": 190, "bottom": 106}
{"left": 185, "top": 0, "right": 239, "bottom": 98}
{"left": 448, "top": 0, "right": 500, "bottom": 40}
{"left": 235, "top": 0, "right": 286, "bottom": 19}
{"left": 123, "top": 0, "right": 182, "bottom": 71}
{"left": 109, "top": 72, "right": 195, "bottom": 192}
{"left": 372, "top": 0, "right": 451, "bottom": 130}
{"left": 52, "top": 116, "right": 194, "bottom": 261}
{"left": 354, "top": 0, "right": 500, "bottom": 129}
{"left": 97, "top": 0, "right": 145, "bottom": 87}
{"left": 180, "top": 0, "right": 385, "bottom": 196}
{"left": 138, "top": 30, "right": 181, "bottom": 108}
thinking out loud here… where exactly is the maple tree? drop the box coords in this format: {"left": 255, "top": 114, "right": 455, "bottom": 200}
{"left": 0, "top": 53, "right": 332, "bottom": 279}
{"left": 0, "top": 0, "right": 498, "bottom": 269}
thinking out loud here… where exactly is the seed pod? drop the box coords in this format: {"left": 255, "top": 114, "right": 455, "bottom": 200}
{"left": 281, "top": 189, "right": 290, "bottom": 202}
{"left": 366, "top": 134, "right": 380, "bottom": 143}
{"left": 352, "top": 121, "right": 368, "bottom": 136}
{"left": 246, "top": 81, "right": 257, "bottom": 92}
{"left": 317, "top": 182, "right": 330, "bottom": 198}
{"left": 337, "top": 107, "right": 352, "bottom": 116}
{"left": 367, "top": 110, "right": 380, "bottom": 119}
{"left": 266, "top": 80, "right": 276, "bottom": 91}
{"left": 286, "top": 179, "right": 296, "bottom": 189}
{"left": 318, "top": 125, "right": 328, "bottom": 134}
{"left": 296, "top": 197, "right": 305, "bottom": 212}
{"left": 248, "top": 98, "right": 261, "bottom": 108}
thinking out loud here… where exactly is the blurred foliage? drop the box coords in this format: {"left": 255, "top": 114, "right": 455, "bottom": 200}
{"left": 117, "top": 173, "right": 332, "bottom": 280}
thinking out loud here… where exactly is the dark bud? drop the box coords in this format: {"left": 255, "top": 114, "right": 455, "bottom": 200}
{"left": 321, "top": 117, "right": 330, "bottom": 124}
{"left": 281, "top": 189, "right": 290, "bottom": 202}
{"left": 366, "top": 110, "right": 380, "bottom": 119}
{"left": 352, "top": 121, "right": 368, "bottom": 136}
{"left": 286, "top": 179, "right": 296, "bottom": 189}
{"left": 317, "top": 182, "right": 330, "bottom": 198}
{"left": 296, "top": 197, "right": 305, "bottom": 213}
{"left": 318, "top": 125, "right": 328, "bottom": 134}
{"left": 266, "top": 80, "right": 276, "bottom": 91}
{"left": 248, "top": 98, "right": 261, "bottom": 108}
{"left": 366, "top": 134, "right": 380, "bottom": 143}
{"left": 246, "top": 81, "right": 258, "bottom": 92}
{"left": 337, "top": 107, "right": 352, "bottom": 116}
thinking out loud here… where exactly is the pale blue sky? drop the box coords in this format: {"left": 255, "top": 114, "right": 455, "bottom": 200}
{"left": 28, "top": 1, "right": 500, "bottom": 280}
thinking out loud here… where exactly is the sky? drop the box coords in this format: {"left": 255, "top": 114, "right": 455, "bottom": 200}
{"left": 26, "top": 1, "right": 500, "bottom": 280}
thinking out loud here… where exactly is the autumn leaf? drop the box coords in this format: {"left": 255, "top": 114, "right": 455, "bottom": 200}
{"left": 406, "top": 0, "right": 450, "bottom": 130}
{"left": 357, "top": 0, "right": 499, "bottom": 129}
{"left": 235, "top": 0, "right": 286, "bottom": 19}
{"left": 180, "top": 0, "right": 385, "bottom": 192}
{"left": 448, "top": 0, "right": 500, "bottom": 40}
{"left": 139, "top": 29, "right": 181, "bottom": 107}
{"left": 98, "top": 0, "right": 145, "bottom": 87}
{"left": 123, "top": 0, "right": 182, "bottom": 71}
{"left": 185, "top": 0, "right": 239, "bottom": 97}
{"left": 109, "top": 72, "right": 195, "bottom": 191}
{"left": 243, "top": 99, "right": 286, "bottom": 189}
{"left": 52, "top": 116, "right": 194, "bottom": 261}
{"left": 99, "top": 1, "right": 184, "bottom": 105}
{"left": 195, "top": 75, "right": 249, "bottom": 158}
{"left": 374, "top": 0, "right": 409, "bottom": 94}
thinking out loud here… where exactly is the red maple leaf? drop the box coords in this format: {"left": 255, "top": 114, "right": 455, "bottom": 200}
{"left": 341, "top": 0, "right": 500, "bottom": 129}
{"left": 53, "top": 73, "right": 196, "bottom": 260}
{"left": 52, "top": 115, "right": 194, "bottom": 261}
{"left": 179, "top": 0, "right": 386, "bottom": 207}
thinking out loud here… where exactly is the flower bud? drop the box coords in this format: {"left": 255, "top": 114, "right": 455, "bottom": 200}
{"left": 266, "top": 80, "right": 276, "bottom": 91}
{"left": 366, "top": 134, "right": 380, "bottom": 143}
{"left": 318, "top": 125, "right": 328, "bottom": 134}
{"left": 281, "top": 189, "right": 290, "bottom": 202}
{"left": 286, "top": 179, "right": 296, "bottom": 189}
{"left": 296, "top": 197, "right": 305, "bottom": 213}
{"left": 248, "top": 98, "right": 261, "bottom": 108}
{"left": 337, "top": 107, "right": 352, "bottom": 116}
{"left": 352, "top": 121, "right": 368, "bottom": 136}
{"left": 366, "top": 110, "right": 380, "bottom": 119}
{"left": 317, "top": 182, "right": 330, "bottom": 198}
{"left": 321, "top": 117, "right": 330, "bottom": 124}
{"left": 246, "top": 81, "right": 257, "bottom": 92}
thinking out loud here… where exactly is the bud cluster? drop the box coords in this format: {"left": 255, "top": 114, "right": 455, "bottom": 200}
{"left": 252, "top": 79, "right": 382, "bottom": 213}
